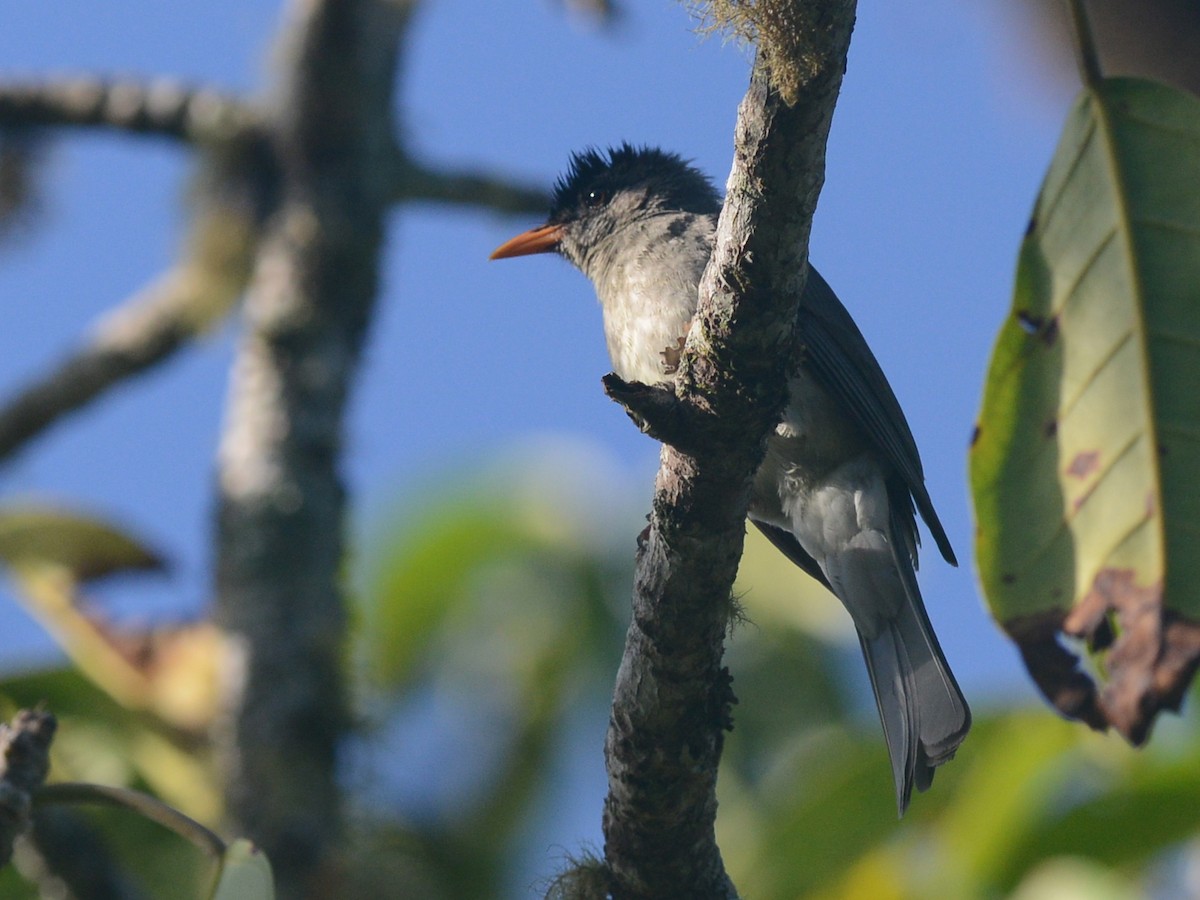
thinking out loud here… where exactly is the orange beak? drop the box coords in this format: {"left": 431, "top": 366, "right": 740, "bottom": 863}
{"left": 489, "top": 223, "right": 566, "bottom": 260}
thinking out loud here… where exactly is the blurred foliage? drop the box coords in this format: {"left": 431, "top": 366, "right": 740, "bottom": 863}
{"left": 3, "top": 452, "right": 1200, "bottom": 897}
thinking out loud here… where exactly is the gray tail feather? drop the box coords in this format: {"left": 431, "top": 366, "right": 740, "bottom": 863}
{"left": 858, "top": 587, "right": 971, "bottom": 816}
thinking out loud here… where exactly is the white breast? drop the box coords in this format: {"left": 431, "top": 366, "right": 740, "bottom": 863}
{"left": 591, "top": 218, "right": 711, "bottom": 385}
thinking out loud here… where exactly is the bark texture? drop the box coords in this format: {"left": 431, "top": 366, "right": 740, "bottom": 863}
{"left": 600, "top": 3, "right": 857, "bottom": 896}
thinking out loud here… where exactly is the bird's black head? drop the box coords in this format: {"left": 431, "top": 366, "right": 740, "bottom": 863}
{"left": 548, "top": 144, "right": 722, "bottom": 225}
{"left": 489, "top": 144, "right": 721, "bottom": 276}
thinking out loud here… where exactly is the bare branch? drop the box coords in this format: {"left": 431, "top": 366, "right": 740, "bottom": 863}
{"left": 600, "top": 3, "right": 857, "bottom": 896}
{"left": 560, "top": 0, "right": 623, "bottom": 26}
{"left": 0, "top": 194, "right": 257, "bottom": 462}
{"left": 393, "top": 153, "right": 550, "bottom": 215}
{"left": 0, "top": 78, "right": 258, "bottom": 145}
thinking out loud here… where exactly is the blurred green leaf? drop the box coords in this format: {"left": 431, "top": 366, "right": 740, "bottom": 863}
{"left": 1, "top": 667, "right": 220, "bottom": 824}
{"left": 363, "top": 496, "right": 557, "bottom": 685}
{"left": 724, "top": 726, "right": 897, "bottom": 899}
{"left": 936, "top": 712, "right": 1083, "bottom": 889}
{"left": 1008, "top": 858, "right": 1141, "bottom": 900}
{"left": 998, "top": 745, "right": 1200, "bottom": 889}
{"left": 0, "top": 504, "right": 164, "bottom": 581}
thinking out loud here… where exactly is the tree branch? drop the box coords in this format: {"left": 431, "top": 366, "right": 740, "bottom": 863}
{"left": 0, "top": 79, "right": 258, "bottom": 145}
{"left": 210, "top": 1, "right": 412, "bottom": 896}
{"left": 600, "top": 3, "right": 857, "bottom": 896}
{"left": 393, "top": 153, "right": 550, "bottom": 214}
{"left": 0, "top": 189, "right": 258, "bottom": 462}
{"left": 0, "top": 709, "right": 55, "bottom": 868}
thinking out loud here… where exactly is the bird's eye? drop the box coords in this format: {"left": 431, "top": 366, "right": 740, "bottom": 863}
{"left": 583, "top": 189, "right": 608, "bottom": 208}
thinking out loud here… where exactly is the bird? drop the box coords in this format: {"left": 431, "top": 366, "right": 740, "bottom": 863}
{"left": 490, "top": 144, "right": 969, "bottom": 814}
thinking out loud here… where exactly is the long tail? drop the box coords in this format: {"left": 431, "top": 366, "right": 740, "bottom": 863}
{"left": 859, "top": 577, "right": 971, "bottom": 816}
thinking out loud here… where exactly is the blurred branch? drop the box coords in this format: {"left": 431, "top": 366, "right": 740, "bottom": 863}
{"left": 0, "top": 83, "right": 540, "bottom": 466}
{"left": 0, "top": 132, "right": 47, "bottom": 244}
{"left": 0, "top": 78, "right": 258, "bottom": 145}
{"left": 0, "top": 187, "right": 258, "bottom": 462}
{"left": 1008, "top": 0, "right": 1200, "bottom": 96}
{"left": 559, "top": 0, "right": 623, "bottom": 27}
{"left": 393, "top": 153, "right": 550, "bottom": 214}
{"left": 36, "top": 783, "right": 226, "bottom": 858}
{"left": 1065, "top": 0, "right": 1103, "bottom": 88}
{"left": 0, "top": 709, "right": 55, "bottom": 867}
{"left": 600, "top": 2, "right": 856, "bottom": 897}
{"left": 211, "top": 0, "right": 412, "bottom": 896}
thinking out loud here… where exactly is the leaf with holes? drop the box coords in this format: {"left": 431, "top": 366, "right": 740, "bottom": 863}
{"left": 971, "top": 77, "right": 1200, "bottom": 744}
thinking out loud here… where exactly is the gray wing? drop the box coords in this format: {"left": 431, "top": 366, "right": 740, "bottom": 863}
{"left": 799, "top": 267, "right": 956, "bottom": 567}
{"left": 752, "top": 521, "right": 831, "bottom": 589}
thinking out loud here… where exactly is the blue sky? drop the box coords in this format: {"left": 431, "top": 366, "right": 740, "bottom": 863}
{"left": 0, "top": 2, "right": 1078, "bottom": 703}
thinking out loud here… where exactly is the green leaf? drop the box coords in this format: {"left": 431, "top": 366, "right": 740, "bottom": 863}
{"left": 362, "top": 496, "right": 562, "bottom": 686}
{"left": 970, "top": 77, "right": 1200, "bottom": 742}
{"left": 209, "top": 839, "right": 274, "bottom": 900}
{"left": 935, "top": 712, "right": 1082, "bottom": 890}
{"left": 723, "top": 726, "right": 897, "bottom": 898}
{"left": 0, "top": 504, "right": 164, "bottom": 581}
{"left": 998, "top": 766, "right": 1200, "bottom": 892}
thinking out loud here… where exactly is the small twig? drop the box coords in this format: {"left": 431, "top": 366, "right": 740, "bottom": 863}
{"left": 0, "top": 78, "right": 259, "bottom": 145}
{"left": 393, "top": 153, "right": 550, "bottom": 215}
{"left": 601, "top": 373, "right": 703, "bottom": 451}
{"left": 1066, "top": 0, "right": 1104, "bottom": 89}
{"left": 34, "top": 783, "right": 226, "bottom": 859}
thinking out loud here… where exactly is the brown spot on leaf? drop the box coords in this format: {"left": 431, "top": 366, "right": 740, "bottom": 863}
{"left": 1041, "top": 317, "right": 1059, "bottom": 347}
{"left": 1063, "top": 585, "right": 1108, "bottom": 637}
{"left": 1025, "top": 215, "right": 1038, "bottom": 237}
{"left": 1066, "top": 450, "right": 1100, "bottom": 480}
{"left": 1007, "top": 569, "right": 1200, "bottom": 746}
{"left": 1001, "top": 573, "right": 1017, "bottom": 585}
{"left": 1088, "top": 570, "right": 1169, "bottom": 744}
{"left": 1044, "top": 419, "right": 1058, "bottom": 439}
{"left": 1007, "top": 612, "right": 1107, "bottom": 731}
{"left": 970, "top": 424, "right": 981, "bottom": 448}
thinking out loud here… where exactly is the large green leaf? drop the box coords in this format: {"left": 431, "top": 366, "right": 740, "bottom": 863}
{"left": 971, "top": 77, "right": 1200, "bottom": 743}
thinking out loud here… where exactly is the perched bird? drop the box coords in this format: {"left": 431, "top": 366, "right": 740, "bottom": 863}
{"left": 490, "top": 144, "right": 969, "bottom": 814}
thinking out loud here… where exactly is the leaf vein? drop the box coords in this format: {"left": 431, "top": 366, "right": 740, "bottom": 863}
{"left": 1056, "top": 226, "right": 1119, "bottom": 319}
{"left": 1040, "top": 115, "right": 1100, "bottom": 233}
{"left": 1057, "top": 328, "right": 1133, "bottom": 422}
